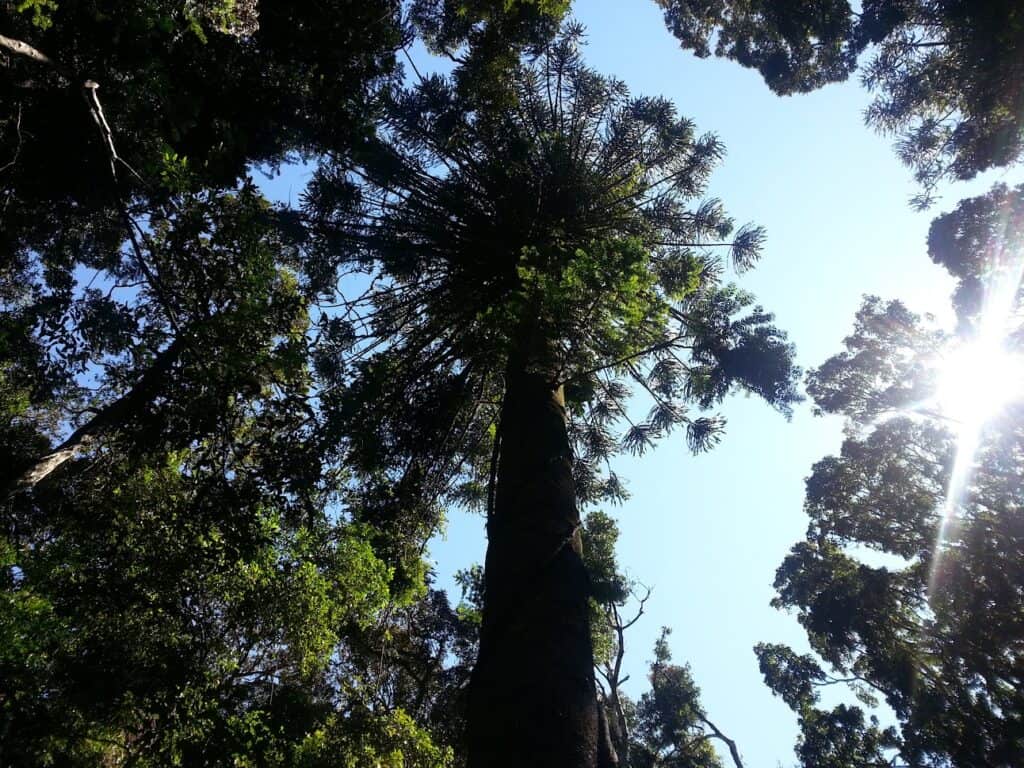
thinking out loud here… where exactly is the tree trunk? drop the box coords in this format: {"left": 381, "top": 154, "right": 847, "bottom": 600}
{"left": 467, "top": 331, "right": 599, "bottom": 768}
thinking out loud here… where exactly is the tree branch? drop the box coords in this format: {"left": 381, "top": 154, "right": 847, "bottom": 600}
{"left": 0, "top": 33, "right": 73, "bottom": 80}
{"left": 700, "top": 716, "right": 745, "bottom": 768}
{"left": 568, "top": 332, "right": 690, "bottom": 382}
{"left": 7, "top": 334, "right": 187, "bottom": 495}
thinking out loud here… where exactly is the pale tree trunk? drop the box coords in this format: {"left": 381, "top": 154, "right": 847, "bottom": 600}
{"left": 6, "top": 337, "right": 185, "bottom": 495}
{"left": 467, "top": 327, "right": 601, "bottom": 768}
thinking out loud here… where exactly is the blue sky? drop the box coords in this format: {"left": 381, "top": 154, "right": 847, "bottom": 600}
{"left": 259, "top": 2, "right": 1022, "bottom": 763}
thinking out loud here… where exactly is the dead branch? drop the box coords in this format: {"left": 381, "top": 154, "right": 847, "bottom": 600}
{"left": 0, "top": 33, "right": 73, "bottom": 80}
{"left": 700, "top": 716, "right": 745, "bottom": 768}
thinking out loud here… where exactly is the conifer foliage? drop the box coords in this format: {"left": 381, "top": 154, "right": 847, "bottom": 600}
{"left": 306, "top": 25, "right": 799, "bottom": 768}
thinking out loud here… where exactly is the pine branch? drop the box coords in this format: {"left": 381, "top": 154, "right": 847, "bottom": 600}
{"left": 568, "top": 332, "right": 691, "bottom": 382}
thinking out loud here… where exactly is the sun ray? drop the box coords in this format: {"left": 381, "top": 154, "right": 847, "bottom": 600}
{"left": 927, "top": 208, "right": 1024, "bottom": 601}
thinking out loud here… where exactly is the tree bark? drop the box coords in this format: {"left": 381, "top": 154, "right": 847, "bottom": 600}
{"left": 467, "top": 328, "right": 599, "bottom": 768}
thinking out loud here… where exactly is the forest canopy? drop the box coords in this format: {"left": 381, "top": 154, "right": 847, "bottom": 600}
{"left": 2, "top": 2, "right": 1022, "bottom": 768}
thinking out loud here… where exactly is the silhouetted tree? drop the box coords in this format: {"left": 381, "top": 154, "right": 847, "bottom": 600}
{"left": 759, "top": 184, "right": 1024, "bottom": 767}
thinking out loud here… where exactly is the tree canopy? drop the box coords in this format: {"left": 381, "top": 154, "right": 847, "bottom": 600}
{"left": 2, "top": 7, "right": 799, "bottom": 766}
{"left": 310, "top": 23, "right": 799, "bottom": 508}
{"left": 1, "top": 2, "right": 440, "bottom": 764}
{"left": 758, "top": 183, "right": 1024, "bottom": 767}
{"left": 5, "top": 2, "right": 1021, "bottom": 767}
{"left": 657, "top": 1, "right": 1024, "bottom": 204}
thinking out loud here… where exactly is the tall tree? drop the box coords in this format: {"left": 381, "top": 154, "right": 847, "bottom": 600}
{"left": 758, "top": 184, "right": 1024, "bottom": 767}
{"left": 656, "top": 1, "right": 1024, "bottom": 205}
{"left": 305, "top": 25, "right": 799, "bottom": 768}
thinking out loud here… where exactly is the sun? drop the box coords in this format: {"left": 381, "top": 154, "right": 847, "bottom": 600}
{"left": 933, "top": 340, "right": 1024, "bottom": 431}
{"left": 928, "top": 334, "right": 1024, "bottom": 603}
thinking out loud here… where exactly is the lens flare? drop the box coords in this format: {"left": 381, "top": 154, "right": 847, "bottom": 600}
{"left": 928, "top": 223, "right": 1024, "bottom": 601}
{"left": 933, "top": 340, "right": 1024, "bottom": 432}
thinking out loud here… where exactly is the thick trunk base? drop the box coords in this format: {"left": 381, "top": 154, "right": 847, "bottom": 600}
{"left": 467, "top": 356, "right": 599, "bottom": 768}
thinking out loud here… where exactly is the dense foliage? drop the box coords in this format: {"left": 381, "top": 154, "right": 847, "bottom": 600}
{"left": 5, "top": 1, "right": 1019, "bottom": 767}
{"left": 2, "top": 3, "right": 796, "bottom": 764}
{"left": 1, "top": 0, "right": 404, "bottom": 259}
{"left": 1, "top": 2, "right": 448, "bottom": 764}
{"left": 759, "top": 184, "right": 1024, "bottom": 766}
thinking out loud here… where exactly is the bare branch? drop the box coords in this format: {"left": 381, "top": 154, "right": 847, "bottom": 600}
{"left": 700, "top": 716, "right": 745, "bottom": 768}
{"left": 6, "top": 335, "right": 187, "bottom": 496}
{"left": 0, "top": 33, "right": 73, "bottom": 80}
{"left": 82, "top": 81, "right": 119, "bottom": 178}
